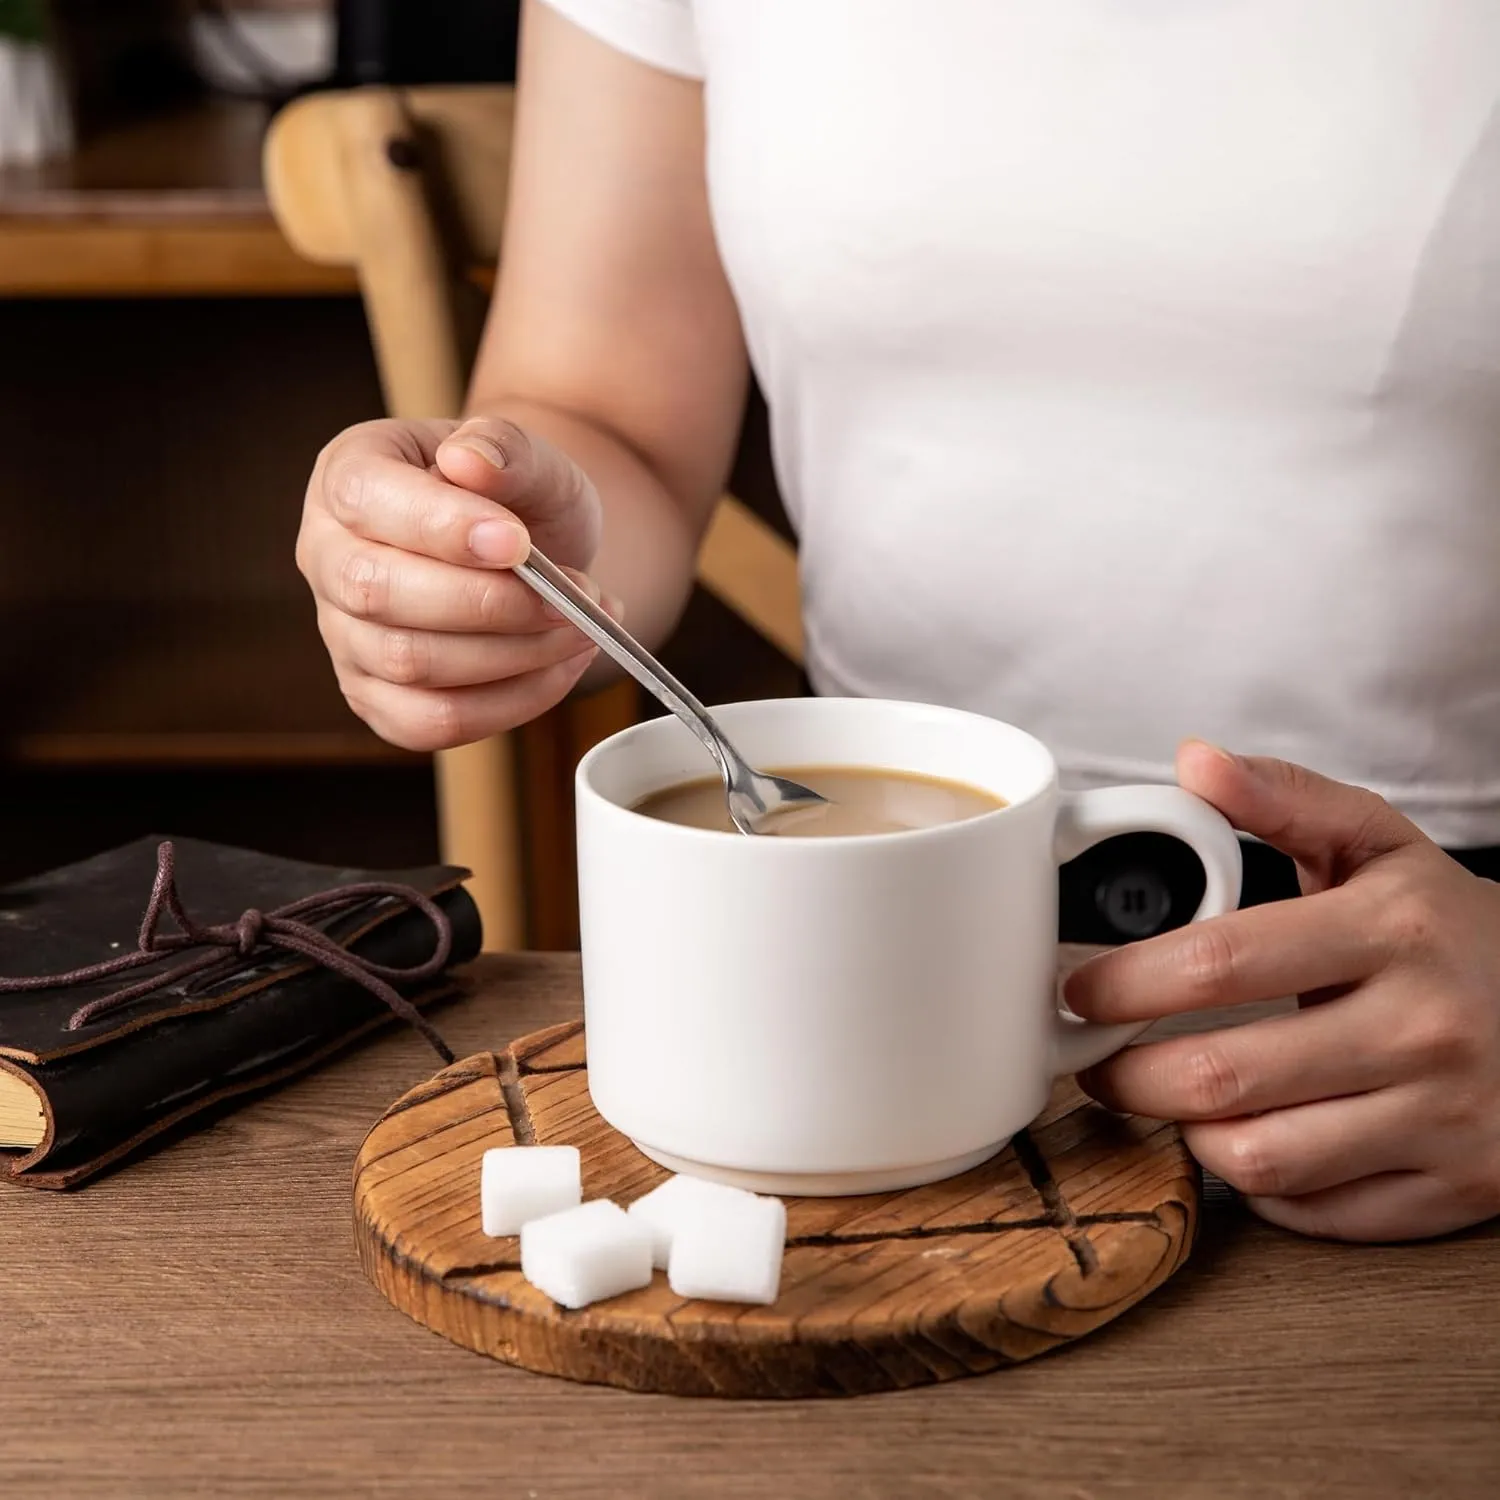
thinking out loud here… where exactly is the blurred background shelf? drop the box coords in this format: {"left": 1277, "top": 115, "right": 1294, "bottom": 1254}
{"left": 0, "top": 598, "right": 414, "bottom": 766}
{"left": 0, "top": 37, "right": 412, "bottom": 884}
{"left": 0, "top": 98, "right": 358, "bottom": 296}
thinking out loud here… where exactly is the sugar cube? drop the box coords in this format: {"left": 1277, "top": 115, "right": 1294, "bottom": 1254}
{"left": 520, "top": 1200, "right": 654, "bottom": 1309}
{"left": 480, "top": 1145, "right": 581, "bottom": 1237}
{"left": 627, "top": 1174, "right": 754, "bottom": 1269}
{"left": 667, "top": 1190, "right": 787, "bottom": 1306}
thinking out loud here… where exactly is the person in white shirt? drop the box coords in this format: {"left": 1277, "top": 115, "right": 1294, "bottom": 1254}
{"left": 296, "top": 1, "right": 1500, "bottom": 1240}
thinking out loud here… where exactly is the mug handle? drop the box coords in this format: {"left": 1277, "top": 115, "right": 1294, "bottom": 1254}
{"left": 1050, "top": 786, "right": 1243, "bottom": 1077}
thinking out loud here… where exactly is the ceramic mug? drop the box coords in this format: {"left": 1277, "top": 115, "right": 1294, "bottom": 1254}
{"left": 576, "top": 698, "right": 1242, "bottom": 1196}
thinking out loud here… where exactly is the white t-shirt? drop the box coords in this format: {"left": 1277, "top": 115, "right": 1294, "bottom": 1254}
{"left": 543, "top": 0, "right": 1500, "bottom": 846}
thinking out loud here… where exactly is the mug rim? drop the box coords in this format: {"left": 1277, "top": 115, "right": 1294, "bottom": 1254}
{"left": 575, "top": 696, "right": 1059, "bottom": 851}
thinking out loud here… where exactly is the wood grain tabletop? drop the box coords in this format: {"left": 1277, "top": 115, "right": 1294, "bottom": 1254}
{"left": 2, "top": 952, "right": 1496, "bottom": 1500}
{"left": 0, "top": 100, "right": 357, "bottom": 297}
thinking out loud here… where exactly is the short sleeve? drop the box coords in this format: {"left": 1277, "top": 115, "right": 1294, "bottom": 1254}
{"left": 539, "top": 0, "right": 704, "bottom": 80}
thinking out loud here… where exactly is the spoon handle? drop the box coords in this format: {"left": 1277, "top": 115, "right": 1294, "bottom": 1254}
{"left": 512, "top": 550, "right": 728, "bottom": 771}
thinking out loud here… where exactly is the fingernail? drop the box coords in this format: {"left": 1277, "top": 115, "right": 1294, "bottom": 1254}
{"left": 468, "top": 518, "right": 528, "bottom": 565}
{"left": 1185, "top": 738, "right": 1242, "bottom": 769}
{"left": 448, "top": 426, "right": 507, "bottom": 471}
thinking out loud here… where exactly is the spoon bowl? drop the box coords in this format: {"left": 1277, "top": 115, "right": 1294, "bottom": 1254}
{"left": 511, "top": 549, "right": 827, "bottom": 836}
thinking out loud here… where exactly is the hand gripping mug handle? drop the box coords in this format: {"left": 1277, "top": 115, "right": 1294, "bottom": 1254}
{"left": 1051, "top": 786, "right": 1243, "bottom": 1077}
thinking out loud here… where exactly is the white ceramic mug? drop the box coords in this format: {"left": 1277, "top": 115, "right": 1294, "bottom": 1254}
{"left": 576, "top": 698, "right": 1242, "bottom": 1196}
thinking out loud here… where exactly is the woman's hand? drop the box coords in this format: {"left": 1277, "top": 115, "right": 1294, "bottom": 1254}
{"left": 1067, "top": 741, "right": 1500, "bottom": 1242}
{"left": 297, "top": 416, "right": 616, "bottom": 751}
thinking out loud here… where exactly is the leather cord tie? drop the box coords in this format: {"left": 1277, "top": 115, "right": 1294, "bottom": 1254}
{"left": 0, "top": 840, "right": 455, "bottom": 1063}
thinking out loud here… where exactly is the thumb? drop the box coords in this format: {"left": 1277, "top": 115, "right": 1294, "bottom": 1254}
{"left": 433, "top": 418, "right": 599, "bottom": 569}
{"left": 1176, "top": 740, "right": 1424, "bottom": 889}
{"left": 434, "top": 417, "right": 518, "bottom": 499}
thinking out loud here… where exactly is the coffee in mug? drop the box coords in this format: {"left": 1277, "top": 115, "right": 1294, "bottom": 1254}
{"left": 632, "top": 765, "right": 1006, "bottom": 838}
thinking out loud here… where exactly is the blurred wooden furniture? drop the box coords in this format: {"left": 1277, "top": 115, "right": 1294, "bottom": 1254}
{"left": 0, "top": 98, "right": 356, "bottom": 297}
{"left": 0, "top": 97, "right": 412, "bottom": 783}
{"left": 263, "top": 85, "right": 803, "bottom": 951}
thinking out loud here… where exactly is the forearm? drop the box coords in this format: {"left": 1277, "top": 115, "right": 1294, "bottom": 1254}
{"left": 465, "top": 394, "right": 706, "bottom": 660}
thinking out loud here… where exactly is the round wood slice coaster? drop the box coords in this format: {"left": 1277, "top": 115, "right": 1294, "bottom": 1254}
{"left": 353, "top": 1023, "right": 1199, "bottom": 1398}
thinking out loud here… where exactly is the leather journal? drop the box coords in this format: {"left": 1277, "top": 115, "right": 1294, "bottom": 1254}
{"left": 0, "top": 836, "right": 482, "bottom": 1189}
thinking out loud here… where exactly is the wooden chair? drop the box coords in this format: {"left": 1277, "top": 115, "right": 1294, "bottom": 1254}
{"left": 263, "top": 85, "right": 802, "bottom": 949}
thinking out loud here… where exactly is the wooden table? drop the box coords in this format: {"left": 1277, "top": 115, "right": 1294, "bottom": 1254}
{"left": 0, "top": 98, "right": 356, "bottom": 298}
{"left": 2, "top": 954, "right": 1497, "bottom": 1499}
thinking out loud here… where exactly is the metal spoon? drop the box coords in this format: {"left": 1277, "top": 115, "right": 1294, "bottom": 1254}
{"left": 513, "top": 548, "right": 827, "bottom": 836}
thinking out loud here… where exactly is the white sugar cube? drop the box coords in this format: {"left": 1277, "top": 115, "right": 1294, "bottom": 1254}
{"left": 480, "top": 1145, "right": 580, "bottom": 1237}
{"left": 667, "top": 1190, "right": 787, "bottom": 1306}
{"left": 520, "top": 1199, "right": 654, "bottom": 1309}
{"left": 627, "top": 1174, "right": 755, "bottom": 1269}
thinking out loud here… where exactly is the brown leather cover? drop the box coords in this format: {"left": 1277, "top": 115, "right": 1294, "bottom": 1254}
{"left": 0, "top": 836, "right": 483, "bottom": 1188}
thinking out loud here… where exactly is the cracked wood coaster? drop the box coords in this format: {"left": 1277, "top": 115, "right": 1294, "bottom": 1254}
{"left": 353, "top": 1023, "right": 1199, "bottom": 1398}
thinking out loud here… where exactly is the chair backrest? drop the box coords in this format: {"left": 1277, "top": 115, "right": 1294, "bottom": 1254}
{"left": 263, "top": 84, "right": 803, "bottom": 661}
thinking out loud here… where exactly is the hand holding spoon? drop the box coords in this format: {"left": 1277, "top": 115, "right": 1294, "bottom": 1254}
{"left": 512, "top": 548, "right": 826, "bottom": 836}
